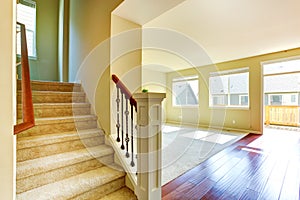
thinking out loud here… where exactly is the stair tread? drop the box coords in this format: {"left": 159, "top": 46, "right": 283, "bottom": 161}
{"left": 16, "top": 81, "right": 135, "bottom": 198}
{"left": 17, "top": 166, "right": 125, "bottom": 200}
{"left": 98, "top": 187, "right": 137, "bottom": 200}
{"left": 37, "top": 114, "right": 96, "bottom": 120}
{"left": 17, "top": 145, "right": 114, "bottom": 179}
{"left": 30, "top": 80, "right": 81, "bottom": 87}
{"left": 17, "top": 103, "right": 92, "bottom": 119}
{"left": 24, "top": 90, "right": 85, "bottom": 95}
{"left": 18, "top": 80, "right": 81, "bottom": 87}
{"left": 18, "top": 115, "right": 97, "bottom": 125}
{"left": 18, "top": 102, "right": 90, "bottom": 107}
{"left": 17, "top": 128, "right": 104, "bottom": 149}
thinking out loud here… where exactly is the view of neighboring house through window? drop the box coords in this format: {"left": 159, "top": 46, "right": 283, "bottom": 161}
{"left": 17, "top": 0, "right": 36, "bottom": 57}
{"left": 267, "top": 93, "right": 298, "bottom": 105}
{"left": 239, "top": 95, "right": 249, "bottom": 106}
{"left": 264, "top": 58, "right": 300, "bottom": 106}
{"left": 172, "top": 75, "right": 199, "bottom": 106}
{"left": 209, "top": 67, "right": 249, "bottom": 108}
{"left": 270, "top": 94, "right": 282, "bottom": 105}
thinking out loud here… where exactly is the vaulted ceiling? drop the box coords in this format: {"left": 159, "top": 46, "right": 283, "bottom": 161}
{"left": 113, "top": 0, "right": 300, "bottom": 71}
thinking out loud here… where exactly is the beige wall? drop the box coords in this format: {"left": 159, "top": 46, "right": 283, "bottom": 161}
{"left": 141, "top": 68, "right": 167, "bottom": 122}
{"left": 142, "top": 68, "right": 166, "bottom": 93}
{"left": 110, "top": 14, "right": 142, "bottom": 134}
{"left": 166, "top": 48, "right": 300, "bottom": 133}
{"left": 111, "top": 15, "right": 142, "bottom": 92}
{"left": 26, "top": 0, "right": 59, "bottom": 81}
{"left": 69, "top": 0, "right": 123, "bottom": 134}
{"left": 0, "top": 0, "right": 16, "bottom": 199}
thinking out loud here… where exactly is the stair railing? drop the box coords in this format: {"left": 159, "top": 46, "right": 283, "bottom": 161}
{"left": 112, "top": 74, "right": 137, "bottom": 167}
{"left": 14, "top": 22, "right": 35, "bottom": 134}
{"left": 112, "top": 74, "right": 166, "bottom": 200}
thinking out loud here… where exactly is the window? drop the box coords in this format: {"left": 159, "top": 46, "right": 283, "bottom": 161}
{"left": 263, "top": 59, "right": 300, "bottom": 75}
{"left": 209, "top": 67, "right": 249, "bottom": 108}
{"left": 267, "top": 93, "right": 298, "bottom": 105}
{"left": 239, "top": 95, "right": 249, "bottom": 106}
{"left": 269, "top": 95, "right": 282, "bottom": 105}
{"left": 263, "top": 58, "right": 300, "bottom": 106}
{"left": 212, "top": 95, "right": 227, "bottom": 106}
{"left": 172, "top": 75, "right": 199, "bottom": 106}
{"left": 291, "top": 94, "right": 296, "bottom": 103}
{"left": 17, "top": 0, "right": 36, "bottom": 57}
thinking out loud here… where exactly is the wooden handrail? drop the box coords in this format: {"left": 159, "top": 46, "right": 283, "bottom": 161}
{"left": 14, "top": 22, "right": 35, "bottom": 134}
{"left": 112, "top": 74, "right": 137, "bottom": 111}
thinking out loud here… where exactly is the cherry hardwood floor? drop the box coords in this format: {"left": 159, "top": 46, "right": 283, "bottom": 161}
{"left": 162, "top": 128, "right": 300, "bottom": 200}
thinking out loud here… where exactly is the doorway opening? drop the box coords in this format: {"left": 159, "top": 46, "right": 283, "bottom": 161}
{"left": 262, "top": 57, "right": 300, "bottom": 133}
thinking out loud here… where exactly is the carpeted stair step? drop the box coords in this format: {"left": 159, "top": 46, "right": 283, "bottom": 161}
{"left": 17, "top": 91, "right": 86, "bottom": 104}
{"left": 17, "top": 115, "right": 98, "bottom": 137}
{"left": 17, "top": 103, "right": 91, "bottom": 119}
{"left": 16, "top": 166, "right": 126, "bottom": 200}
{"left": 17, "top": 146, "right": 115, "bottom": 194}
{"left": 16, "top": 80, "right": 137, "bottom": 199}
{"left": 17, "top": 129, "right": 105, "bottom": 162}
{"left": 98, "top": 187, "right": 138, "bottom": 200}
{"left": 18, "top": 80, "right": 82, "bottom": 92}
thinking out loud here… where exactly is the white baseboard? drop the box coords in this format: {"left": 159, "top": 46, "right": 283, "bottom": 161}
{"left": 105, "top": 134, "right": 137, "bottom": 192}
{"left": 165, "top": 120, "right": 262, "bottom": 134}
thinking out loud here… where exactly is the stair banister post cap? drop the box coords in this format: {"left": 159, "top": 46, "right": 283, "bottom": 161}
{"left": 133, "top": 92, "right": 166, "bottom": 100}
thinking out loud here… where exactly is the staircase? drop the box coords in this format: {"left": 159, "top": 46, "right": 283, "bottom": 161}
{"left": 16, "top": 80, "right": 137, "bottom": 200}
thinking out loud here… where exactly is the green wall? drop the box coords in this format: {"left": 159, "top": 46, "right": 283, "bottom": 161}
{"left": 166, "top": 48, "right": 300, "bottom": 133}
{"left": 24, "top": 0, "right": 59, "bottom": 81}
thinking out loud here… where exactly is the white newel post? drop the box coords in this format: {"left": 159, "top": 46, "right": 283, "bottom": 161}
{"left": 133, "top": 92, "right": 166, "bottom": 200}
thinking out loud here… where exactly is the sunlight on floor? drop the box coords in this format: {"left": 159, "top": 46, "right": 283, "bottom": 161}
{"left": 162, "top": 125, "right": 181, "bottom": 133}
{"left": 181, "top": 131, "right": 239, "bottom": 144}
{"left": 162, "top": 124, "right": 247, "bottom": 185}
{"left": 241, "top": 146, "right": 266, "bottom": 154}
{"left": 181, "top": 131, "right": 214, "bottom": 140}
{"left": 245, "top": 126, "right": 300, "bottom": 157}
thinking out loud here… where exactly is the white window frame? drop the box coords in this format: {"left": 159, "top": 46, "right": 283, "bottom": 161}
{"left": 17, "top": 0, "right": 37, "bottom": 58}
{"left": 212, "top": 95, "right": 226, "bottom": 106}
{"left": 172, "top": 75, "right": 199, "bottom": 107}
{"left": 209, "top": 67, "right": 250, "bottom": 109}
{"left": 239, "top": 95, "right": 249, "bottom": 106}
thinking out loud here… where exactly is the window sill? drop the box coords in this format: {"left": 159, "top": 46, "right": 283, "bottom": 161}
{"left": 209, "top": 106, "right": 250, "bottom": 110}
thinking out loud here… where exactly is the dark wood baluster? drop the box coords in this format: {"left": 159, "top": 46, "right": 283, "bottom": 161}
{"left": 116, "top": 87, "right": 120, "bottom": 142}
{"left": 125, "top": 99, "right": 130, "bottom": 158}
{"left": 121, "top": 93, "right": 125, "bottom": 150}
{"left": 130, "top": 104, "right": 135, "bottom": 167}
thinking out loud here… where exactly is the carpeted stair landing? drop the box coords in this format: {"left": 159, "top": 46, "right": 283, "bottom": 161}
{"left": 16, "top": 80, "right": 137, "bottom": 200}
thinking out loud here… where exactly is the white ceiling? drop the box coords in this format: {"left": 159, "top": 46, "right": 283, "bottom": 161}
{"left": 112, "top": 0, "right": 186, "bottom": 25}
{"left": 114, "top": 0, "right": 300, "bottom": 72}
